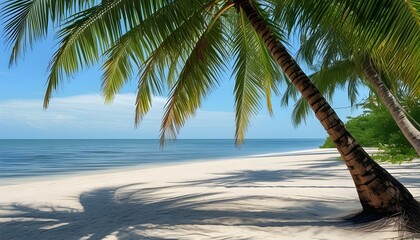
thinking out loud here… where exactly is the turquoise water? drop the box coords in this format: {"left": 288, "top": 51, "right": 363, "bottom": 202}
{"left": 0, "top": 139, "right": 323, "bottom": 179}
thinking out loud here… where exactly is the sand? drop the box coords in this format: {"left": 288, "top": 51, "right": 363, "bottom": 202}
{"left": 0, "top": 148, "right": 419, "bottom": 240}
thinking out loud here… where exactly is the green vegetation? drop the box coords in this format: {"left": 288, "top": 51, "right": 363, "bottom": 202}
{"left": 322, "top": 97, "right": 420, "bottom": 163}
{"left": 280, "top": 1, "right": 420, "bottom": 155}
{"left": 3, "top": 0, "right": 420, "bottom": 227}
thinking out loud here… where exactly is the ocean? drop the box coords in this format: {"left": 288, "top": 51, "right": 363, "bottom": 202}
{"left": 0, "top": 139, "right": 323, "bottom": 180}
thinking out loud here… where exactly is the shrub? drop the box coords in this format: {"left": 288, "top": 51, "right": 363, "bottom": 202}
{"left": 321, "top": 102, "right": 420, "bottom": 163}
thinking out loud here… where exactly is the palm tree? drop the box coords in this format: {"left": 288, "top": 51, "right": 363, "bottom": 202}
{"left": 283, "top": 47, "right": 420, "bottom": 158}
{"left": 278, "top": 0, "right": 420, "bottom": 156}
{"left": 363, "top": 59, "right": 420, "bottom": 156}
{"left": 2, "top": 0, "right": 419, "bottom": 231}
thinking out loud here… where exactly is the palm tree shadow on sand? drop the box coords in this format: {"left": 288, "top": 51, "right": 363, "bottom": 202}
{"left": 1, "top": 159, "right": 420, "bottom": 239}
{"left": 0, "top": 185, "right": 351, "bottom": 240}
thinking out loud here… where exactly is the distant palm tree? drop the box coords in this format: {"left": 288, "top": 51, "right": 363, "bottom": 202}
{"left": 278, "top": 0, "right": 420, "bottom": 155}
{"left": 2, "top": 0, "right": 419, "bottom": 232}
{"left": 363, "top": 59, "right": 420, "bottom": 155}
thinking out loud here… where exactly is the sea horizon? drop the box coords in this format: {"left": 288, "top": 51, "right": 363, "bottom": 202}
{"left": 0, "top": 137, "right": 325, "bottom": 140}
{"left": 0, "top": 138, "right": 324, "bottom": 181}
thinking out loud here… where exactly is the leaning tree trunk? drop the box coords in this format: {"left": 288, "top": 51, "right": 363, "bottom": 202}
{"left": 362, "top": 58, "right": 420, "bottom": 156}
{"left": 235, "top": 0, "right": 418, "bottom": 217}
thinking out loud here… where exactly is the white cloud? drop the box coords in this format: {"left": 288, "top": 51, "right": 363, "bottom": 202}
{"left": 0, "top": 93, "right": 326, "bottom": 139}
{"left": 0, "top": 94, "right": 236, "bottom": 138}
{"left": 1, "top": 94, "right": 152, "bottom": 137}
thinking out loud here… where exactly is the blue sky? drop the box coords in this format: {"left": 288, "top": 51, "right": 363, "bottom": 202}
{"left": 0, "top": 25, "right": 368, "bottom": 140}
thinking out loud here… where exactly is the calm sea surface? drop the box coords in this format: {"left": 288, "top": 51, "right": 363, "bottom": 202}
{"left": 0, "top": 139, "right": 323, "bottom": 179}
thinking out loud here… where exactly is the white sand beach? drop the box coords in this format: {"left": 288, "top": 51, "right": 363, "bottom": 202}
{"left": 0, "top": 148, "right": 419, "bottom": 240}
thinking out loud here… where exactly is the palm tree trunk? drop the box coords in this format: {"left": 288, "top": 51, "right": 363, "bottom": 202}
{"left": 362, "top": 58, "right": 420, "bottom": 156}
{"left": 235, "top": 0, "right": 417, "bottom": 215}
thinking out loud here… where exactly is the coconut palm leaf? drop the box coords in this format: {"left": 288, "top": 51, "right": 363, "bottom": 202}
{"left": 1, "top": 0, "right": 95, "bottom": 65}
{"left": 44, "top": 0, "right": 169, "bottom": 108}
{"left": 280, "top": 0, "right": 420, "bottom": 127}
{"left": 4, "top": 0, "right": 420, "bottom": 226}
{"left": 272, "top": 0, "right": 420, "bottom": 91}
{"left": 288, "top": 58, "right": 361, "bottom": 126}
{"left": 101, "top": 0, "right": 207, "bottom": 103}
{"left": 134, "top": 1, "right": 218, "bottom": 127}
{"left": 232, "top": 8, "right": 269, "bottom": 144}
{"left": 160, "top": 11, "right": 230, "bottom": 144}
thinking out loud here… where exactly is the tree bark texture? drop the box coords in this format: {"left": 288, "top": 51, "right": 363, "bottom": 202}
{"left": 234, "top": 0, "right": 417, "bottom": 215}
{"left": 362, "top": 58, "right": 420, "bottom": 156}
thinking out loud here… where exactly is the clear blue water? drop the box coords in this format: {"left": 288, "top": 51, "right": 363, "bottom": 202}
{"left": 0, "top": 139, "right": 323, "bottom": 179}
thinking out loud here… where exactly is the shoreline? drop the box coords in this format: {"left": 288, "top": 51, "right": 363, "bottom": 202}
{"left": 0, "top": 138, "right": 325, "bottom": 183}
{"left": 1, "top": 149, "right": 419, "bottom": 239}
{"left": 0, "top": 147, "right": 327, "bottom": 186}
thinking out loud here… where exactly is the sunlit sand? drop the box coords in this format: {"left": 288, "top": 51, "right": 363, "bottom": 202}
{"left": 1, "top": 149, "right": 419, "bottom": 239}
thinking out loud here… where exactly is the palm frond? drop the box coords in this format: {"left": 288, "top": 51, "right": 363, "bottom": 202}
{"left": 288, "top": 58, "right": 360, "bottom": 126}
{"left": 1, "top": 0, "right": 95, "bottom": 65}
{"left": 160, "top": 8, "right": 230, "bottom": 145}
{"left": 43, "top": 0, "right": 172, "bottom": 108}
{"left": 280, "top": 77, "right": 299, "bottom": 107}
{"left": 232, "top": 8, "right": 268, "bottom": 145}
{"left": 251, "top": 7, "right": 282, "bottom": 115}
{"left": 134, "top": 1, "right": 217, "bottom": 127}
{"left": 312, "top": 58, "right": 359, "bottom": 100}
{"left": 407, "top": 0, "right": 420, "bottom": 21}
{"left": 101, "top": 0, "right": 187, "bottom": 102}
{"left": 273, "top": 0, "right": 420, "bottom": 92}
{"left": 291, "top": 97, "right": 311, "bottom": 127}
{"left": 101, "top": 33, "right": 138, "bottom": 103}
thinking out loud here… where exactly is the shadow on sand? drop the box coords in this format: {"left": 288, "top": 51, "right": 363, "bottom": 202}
{"left": 177, "top": 157, "right": 347, "bottom": 189}
{"left": 1, "top": 157, "right": 419, "bottom": 239}
{"left": 0, "top": 184, "right": 354, "bottom": 240}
